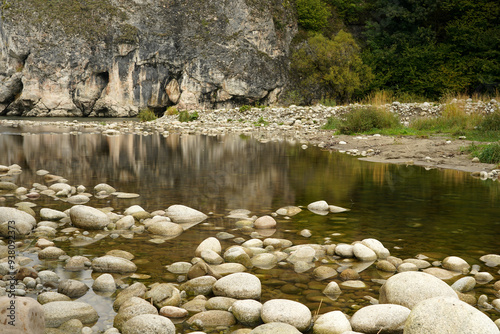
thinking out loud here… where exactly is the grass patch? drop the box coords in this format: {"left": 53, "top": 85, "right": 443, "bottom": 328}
{"left": 466, "top": 142, "right": 500, "bottom": 164}
{"left": 178, "top": 110, "right": 199, "bottom": 122}
{"left": 335, "top": 107, "right": 401, "bottom": 134}
{"left": 253, "top": 116, "right": 269, "bottom": 126}
{"left": 137, "top": 108, "right": 157, "bottom": 122}
{"left": 166, "top": 106, "right": 178, "bottom": 116}
{"left": 239, "top": 105, "right": 251, "bottom": 112}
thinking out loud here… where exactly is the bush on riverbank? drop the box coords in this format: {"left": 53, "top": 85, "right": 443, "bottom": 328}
{"left": 137, "top": 108, "right": 157, "bottom": 122}
{"left": 179, "top": 110, "right": 199, "bottom": 122}
{"left": 466, "top": 142, "right": 500, "bottom": 164}
{"left": 324, "top": 107, "right": 400, "bottom": 134}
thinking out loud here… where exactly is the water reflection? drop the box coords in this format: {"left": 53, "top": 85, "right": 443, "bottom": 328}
{"left": 1, "top": 126, "right": 500, "bottom": 330}
{"left": 0, "top": 128, "right": 498, "bottom": 261}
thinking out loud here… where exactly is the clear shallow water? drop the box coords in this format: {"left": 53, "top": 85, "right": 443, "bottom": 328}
{"left": 1, "top": 122, "right": 499, "bottom": 331}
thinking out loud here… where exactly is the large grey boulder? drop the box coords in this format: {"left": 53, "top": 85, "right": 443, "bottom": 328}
{"left": 69, "top": 205, "right": 110, "bottom": 230}
{"left": 0, "top": 207, "right": 37, "bottom": 236}
{"left": 165, "top": 205, "right": 208, "bottom": 227}
{"left": 261, "top": 299, "right": 312, "bottom": 331}
{"left": 122, "top": 314, "right": 175, "bottom": 334}
{"left": 113, "top": 297, "right": 158, "bottom": 331}
{"left": 213, "top": 273, "right": 261, "bottom": 299}
{"left": 0, "top": 296, "right": 45, "bottom": 333}
{"left": 404, "top": 297, "right": 500, "bottom": 334}
{"left": 379, "top": 272, "right": 458, "bottom": 309}
{"left": 313, "top": 311, "right": 352, "bottom": 334}
{"left": 250, "top": 322, "right": 302, "bottom": 333}
{"left": 40, "top": 208, "right": 67, "bottom": 221}
{"left": 186, "top": 310, "right": 236, "bottom": 329}
{"left": 147, "top": 220, "right": 183, "bottom": 237}
{"left": 92, "top": 255, "right": 137, "bottom": 273}
{"left": 43, "top": 301, "right": 98, "bottom": 327}
{"left": 350, "top": 304, "right": 410, "bottom": 333}
{"left": 144, "top": 283, "right": 181, "bottom": 308}
{"left": 57, "top": 279, "right": 89, "bottom": 298}
{"left": 231, "top": 299, "right": 263, "bottom": 326}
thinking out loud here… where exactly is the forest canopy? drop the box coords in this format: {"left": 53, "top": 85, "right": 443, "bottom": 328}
{"left": 289, "top": 0, "right": 500, "bottom": 104}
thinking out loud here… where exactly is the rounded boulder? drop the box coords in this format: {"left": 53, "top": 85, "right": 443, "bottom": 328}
{"left": 379, "top": 271, "right": 458, "bottom": 309}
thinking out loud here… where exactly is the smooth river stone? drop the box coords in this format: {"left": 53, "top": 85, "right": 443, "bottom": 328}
{"left": 91, "top": 255, "right": 137, "bottom": 273}
{"left": 404, "top": 297, "right": 500, "bottom": 334}
{"left": 0, "top": 296, "right": 45, "bottom": 334}
{"left": 254, "top": 215, "right": 277, "bottom": 229}
{"left": 261, "top": 299, "right": 312, "bottom": 331}
{"left": 69, "top": 205, "right": 110, "bottom": 230}
{"left": 122, "top": 314, "right": 175, "bottom": 334}
{"left": 250, "top": 322, "right": 301, "bottom": 333}
{"left": 350, "top": 304, "right": 410, "bottom": 333}
{"left": 43, "top": 301, "right": 98, "bottom": 327}
{"left": 379, "top": 272, "right": 458, "bottom": 309}
{"left": 231, "top": 299, "right": 263, "bottom": 326}
{"left": 0, "top": 207, "right": 37, "bottom": 236}
{"left": 313, "top": 311, "right": 352, "bottom": 334}
{"left": 213, "top": 273, "right": 261, "bottom": 299}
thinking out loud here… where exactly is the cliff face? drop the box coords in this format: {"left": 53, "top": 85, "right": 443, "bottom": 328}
{"left": 0, "top": 0, "right": 296, "bottom": 117}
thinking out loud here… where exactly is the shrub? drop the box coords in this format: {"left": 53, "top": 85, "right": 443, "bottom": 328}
{"left": 296, "top": 0, "right": 331, "bottom": 31}
{"left": 478, "top": 142, "right": 500, "bottom": 164}
{"left": 338, "top": 107, "right": 400, "bottom": 134}
{"left": 322, "top": 116, "right": 341, "bottom": 130}
{"left": 166, "top": 106, "right": 178, "bottom": 115}
{"left": 479, "top": 111, "right": 500, "bottom": 131}
{"left": 239, "top": 105, "right": 251, "bottom": 112}
{"left": 137, "top": 108, "right": 157, "bottom": 122}
{"left": 178, "top": 110, "right": 199, "bottom": 122}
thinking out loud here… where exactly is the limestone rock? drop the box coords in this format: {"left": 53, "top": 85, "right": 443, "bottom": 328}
{"left": 165, "top": 204, "right": 207, "bottom": 226}
{"left": 43, "top": 301, "right": 98, "bottom": 327}
{"left": 195, "top": 237, "right": 222, "bottom": 257}
{"left": 250, "top": 322, "right": 302, "bottom": 333}
{"left": 57, "top": 279, "right": 89, "bottom": 298}
{"left": 91, "top": 255, "right": 137, "bottom": 273}
{"left": 144, "top": 283, "right": 181, "bottom": 308}
{"left": 0, "top": 296, "right": 44, "bottom": 333}
{"left": 261, "top": 299, "right": 312, "bottom": 331}
{"left": 379, "top": 272, "right": 458, "bottom": 309}
{"left": 213, "top": 273, "right": 261, "bottom": 299}
{"left": 350, "top": 304, "right": 410, "bottom": 333}
{"left": 122, "top": 314, "right": 175, "bottom": 334}
{"left": 69, "top": 205, "right": 110, "bottom": 230}
{"left": 313, "top": 311, "right": 352, "bottom": 334}
{"left": 404, "top": 297, "right": 500, "bottom": 334}
{"left": 92, "top": 273, "right": 117, "bottom": 292}
{"left": 231, "top": 299, "right": 263, "bottom": 326}
{"left": 254, "top": 215, "right": 277, "bottom": 229}
{"left": 0, "top": 207, "right": 37, "bottom": 236}
{"left": 40, "top": 208, "right": 67, "bottom": 221}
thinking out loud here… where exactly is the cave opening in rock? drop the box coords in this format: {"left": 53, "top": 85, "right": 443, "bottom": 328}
{"left": 96, "top": 71, "right": 109, "bottom": 87}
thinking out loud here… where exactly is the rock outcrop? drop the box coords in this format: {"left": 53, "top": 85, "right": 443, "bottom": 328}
{"left": 0, "top": 0, "right": 296, "bottom": 116}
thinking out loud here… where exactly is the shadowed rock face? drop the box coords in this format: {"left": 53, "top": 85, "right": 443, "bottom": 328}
{"left": 0, "top": 0, "right": 296, "bottom": 117}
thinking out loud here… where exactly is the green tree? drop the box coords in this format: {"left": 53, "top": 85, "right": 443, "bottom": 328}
{"left": 291, "top": 30, "right": 372, "bottom": 104}
{"left": 361, "top": 0, "right": 500, "bottom": 97}
{"left": 296, "top": 0, "right": 331, "bottom": 31}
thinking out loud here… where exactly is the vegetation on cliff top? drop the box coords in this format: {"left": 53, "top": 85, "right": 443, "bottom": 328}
{"left": 1, "top": 0, "right": 125, "bottom": 41}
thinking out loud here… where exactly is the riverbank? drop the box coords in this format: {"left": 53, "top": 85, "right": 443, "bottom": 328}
{"left": 1, "top": 101, "right": 499, "bottom": 176}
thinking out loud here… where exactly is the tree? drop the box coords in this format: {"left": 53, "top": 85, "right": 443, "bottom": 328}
{"left": 290, "top": 30, "right": 372, "bottom": 104}
{"left": 296, "top": 0, "right": 331, "bottom": 31}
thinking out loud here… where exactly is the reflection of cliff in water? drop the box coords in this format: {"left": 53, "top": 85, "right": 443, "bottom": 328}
{"left": 0, "top": 132, "right": 295, "bottom": 212}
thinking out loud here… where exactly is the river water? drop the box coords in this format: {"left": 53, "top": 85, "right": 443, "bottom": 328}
{"left": 0, "top": 120, "right": 499, "bottom": 331}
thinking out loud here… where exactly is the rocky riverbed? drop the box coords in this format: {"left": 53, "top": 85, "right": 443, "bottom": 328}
{"left": 0, "top": 161, "right": 499, "bottom": 334}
